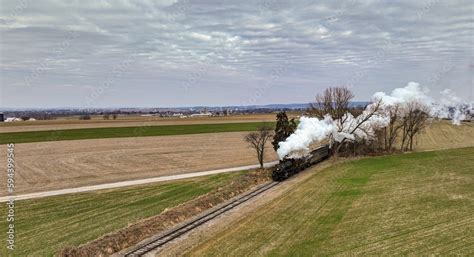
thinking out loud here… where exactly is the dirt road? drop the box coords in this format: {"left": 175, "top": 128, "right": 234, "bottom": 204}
{"left": 0, "top": 161, "right": 278, "bottom": 202}
{"left": 0, "top": 132, "right": 277, "bottom": 195}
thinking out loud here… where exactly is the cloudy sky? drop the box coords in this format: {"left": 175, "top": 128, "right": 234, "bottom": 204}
{"left": 0, "top": 0, "right": 472, "bottom": 108}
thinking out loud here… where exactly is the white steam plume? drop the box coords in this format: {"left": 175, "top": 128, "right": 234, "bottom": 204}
{"left": 372, "top": 82, "right": 432, "bottom": 107}
{"left": 277, "top": 116, "right": 336, "bottom": 159}
{"left": 277, "top": 82, "right": 470, "bottom": 159}
{"left": 374, "top": 82, "right": 469, "bottom": 125}
{"left": 436, "top": 89, "right": 468, "bottom": 125}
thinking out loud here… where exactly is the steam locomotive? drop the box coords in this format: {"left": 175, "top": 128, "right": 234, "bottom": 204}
{"left": 272, "top": 144, "right": 330, "bottom": 181}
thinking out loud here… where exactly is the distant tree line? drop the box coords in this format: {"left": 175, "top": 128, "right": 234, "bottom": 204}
{"left": 102, "top": 114, "right": 118, "bottom": 120}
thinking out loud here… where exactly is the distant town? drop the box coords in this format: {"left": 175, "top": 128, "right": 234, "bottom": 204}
{"left": 0, "top": 103, "right": 322, "bottom": 122}
{"left": 1, "top": 102, "right": 472, "bottom": 123}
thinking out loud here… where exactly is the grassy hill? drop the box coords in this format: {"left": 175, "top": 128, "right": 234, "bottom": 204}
{"left": 186, "top": 147, "right": 474, "bottom": 256}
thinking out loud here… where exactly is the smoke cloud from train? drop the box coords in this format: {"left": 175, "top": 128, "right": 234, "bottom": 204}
{"left": 276, "top": 116, "right": 336, "bottom": 159}
{"left": 277, "top": 82, "right": 470, "bottom": 159}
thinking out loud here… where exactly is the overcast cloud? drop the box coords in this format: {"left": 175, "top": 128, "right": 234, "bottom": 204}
{"left": 0, "top": 0, "right": 472, "bottom": 108}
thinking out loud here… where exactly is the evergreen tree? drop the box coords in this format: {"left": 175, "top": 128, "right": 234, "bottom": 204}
{"left": 272, "top": 112, "right": 297, "bottom": 151}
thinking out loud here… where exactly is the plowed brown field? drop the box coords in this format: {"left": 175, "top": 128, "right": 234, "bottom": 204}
{"left": 0, "top": 132, "right": 276, "bottom": 195}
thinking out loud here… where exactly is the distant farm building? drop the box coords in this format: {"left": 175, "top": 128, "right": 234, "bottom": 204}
{"left": 190, "top": 112, "right": 212, "bottom": 117}
{"left": 172, "top": 113, "right": 188, "bottom": 118}
{"left": 5, "top": 117, "right": 23, "bottom": 122}
{"left": 3, "top": 117, "right": 36, "bottom": 122}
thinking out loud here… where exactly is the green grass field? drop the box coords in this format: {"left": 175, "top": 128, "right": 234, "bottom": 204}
{"left": 187, "top": 147, "right": 474, "bottom": 256}
{"left": 0, "top": 122, "right": 274, "bottom": 144}
{"left": 0, "top": 172, "right": 241, "bottom": 256}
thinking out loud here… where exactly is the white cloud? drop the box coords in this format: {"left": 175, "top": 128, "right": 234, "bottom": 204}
{"left": 0, "top": 0, "right": 472, "bottom": 108}
{"left": 189, "top": 32, "right": 212, "bottom": 41}
{"left": 341, "top": 30, "right": 352, "bottom": 36}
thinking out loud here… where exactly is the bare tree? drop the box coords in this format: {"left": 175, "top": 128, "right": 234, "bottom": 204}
{"left": 400, "top": 102, "right": 430, "bottom": 151}
{"left": 310, "top": 87, "right": 359, "bottom": 155}
{"left": 310, "top": 87, "right": 355, "bottom": 120}
{"left": 79, "top": 115, "right": 91, "bottom": 120}
{"left": 384, "top": 104, "right": 403, "bottom": 152}
{"left": 309, "top": 87, "right": 387, "bottom": 156}
{"left": 333, "top": 99, "right": 383, "bottom": 155}
{"left": 245, "top": 125, "right": 273, "bottom": 169}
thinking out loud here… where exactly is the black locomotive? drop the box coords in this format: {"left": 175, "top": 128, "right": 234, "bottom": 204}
{"left": 272, "top": 144, "right": 330, "bottom": 181}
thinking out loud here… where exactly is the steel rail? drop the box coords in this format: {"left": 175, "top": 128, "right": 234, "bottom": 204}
{"left": 123, "top": 181, "right": 279, "bottom": 256}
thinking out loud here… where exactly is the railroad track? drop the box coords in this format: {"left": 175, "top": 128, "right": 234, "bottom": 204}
{"left": 122, "top": 181, "right": 279, "bottom": 257}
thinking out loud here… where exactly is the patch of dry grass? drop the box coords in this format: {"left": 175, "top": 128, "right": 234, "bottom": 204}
{"left": 413, "top": 120, "right": 474, "bottom": 151}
